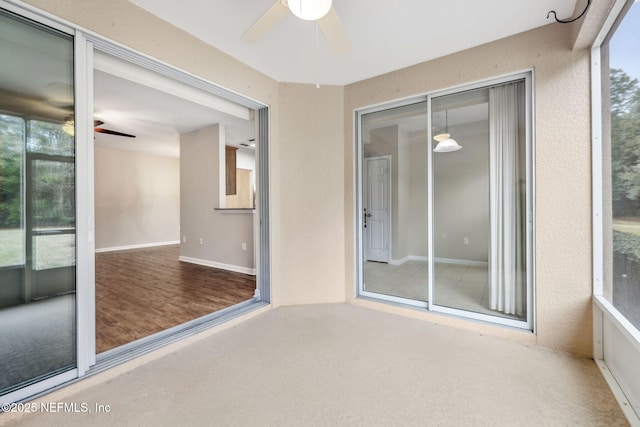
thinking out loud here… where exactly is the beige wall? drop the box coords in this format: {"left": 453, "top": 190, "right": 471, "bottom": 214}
{"left": 407, "top": 134, "right": 428, "bottom": 258}
{"left": 345, "top": 23, "right": 593, "bottom": 356}
{"left": 21, "top": 0, "right": 594, "bottom": 356}
{"left": 433, "top": 121, "right": 490, "bottom": 263}
{"left": 94, "top": 146, "right": 179, "bottom": 250}
{"left": 396, "top": 129, "right": 410, "bottom": 261}
{"left": 180, "top": 124, "right": 254, "bottom": 271}
{"left": 277, "top": 83, "right": 345, "bottom": 304}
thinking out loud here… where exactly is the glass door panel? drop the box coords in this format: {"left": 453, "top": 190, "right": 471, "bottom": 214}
{"left": 360, "top": 101, "right": 429, "bottom": 303}
{"left": 431, "top": 82, "right": 527, "bottom": 321}
{"left": 0, "top": 9, "right": 76, "bottom": 397}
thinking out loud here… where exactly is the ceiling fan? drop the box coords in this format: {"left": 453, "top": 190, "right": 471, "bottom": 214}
{"left": 62, "top": 116, "right": 136, "bottom": 138}
{"left": 242, "top": 0, "right": 350, "bottom": 55}
{"left": 93, "top": 120, "right": 136, "bottom": 138}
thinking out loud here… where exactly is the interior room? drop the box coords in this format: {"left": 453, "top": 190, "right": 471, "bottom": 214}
{"left": 1, "top": 0, "right": 639, "bottom": 425}
{"left": 92, "top": 52, "right": 259, "bottom": 353}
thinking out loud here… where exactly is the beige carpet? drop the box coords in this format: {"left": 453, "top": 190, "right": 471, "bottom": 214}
{"left": 1, "top": 304, "right": 629, "bottom": 426}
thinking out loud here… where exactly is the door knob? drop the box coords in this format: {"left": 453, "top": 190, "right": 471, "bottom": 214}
{"left": 364, "top": 208, "right": 372, "bottom": 228}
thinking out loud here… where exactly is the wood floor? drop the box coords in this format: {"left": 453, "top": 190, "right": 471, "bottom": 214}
{"left": 95, "top": 245, "right": 256, "bottom": 353}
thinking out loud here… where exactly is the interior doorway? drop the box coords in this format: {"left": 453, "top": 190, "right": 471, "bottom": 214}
{"left": 92, "top": 49, "right": 259, "bottom": 354}
{"left": 364, "top": 156, "right": 391, "bottom": 263}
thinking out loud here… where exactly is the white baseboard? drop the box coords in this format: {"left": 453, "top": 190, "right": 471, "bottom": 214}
{"left": 435, "top": 257, "right": 488, "bottom": 267}
{"left": 388, "top": 255, "right": 487, "bottom": 267}
{"left": 389, "top": 257, "right": 408, "bottom": 266}
{"left": 179, "top": 256, "right": 256, "bottom": 276}
{"left": 95, "top": 240, "right": 180, "bottom": 253}
{"left": 390, "top": 255, "right": 429, "bottom": 265}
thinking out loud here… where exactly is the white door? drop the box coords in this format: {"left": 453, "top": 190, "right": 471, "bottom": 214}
{"left": 365, "top": 156, "right": 390, "bottom": 262}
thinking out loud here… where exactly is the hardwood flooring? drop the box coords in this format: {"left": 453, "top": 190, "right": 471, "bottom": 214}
{"left": 95, "top": 245, "right": 256, "bottom": 353}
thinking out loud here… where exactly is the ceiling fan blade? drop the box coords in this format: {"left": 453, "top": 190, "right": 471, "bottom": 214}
{"left": 95, "top": 128, "right": 136, "bottom": 138}
{"left": 242, "top": 0, "right": 289, "bottom": 42}
{"left": 318, "top": 6, "right": 350, "bottom": 55}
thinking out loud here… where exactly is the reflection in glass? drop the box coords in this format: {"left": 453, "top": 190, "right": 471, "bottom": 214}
{"left": 361, "top": 102, "right": 429, "bottom": 302}
{"left": 432, "top": 82, "right": 526, "bottom": 321}
{"left": 0, "top": 10, "right": 76, "bottom": 396}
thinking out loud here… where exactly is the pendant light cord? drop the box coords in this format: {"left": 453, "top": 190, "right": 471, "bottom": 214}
{"left": 443, "top": 110, "right": 451, "bottom": 135}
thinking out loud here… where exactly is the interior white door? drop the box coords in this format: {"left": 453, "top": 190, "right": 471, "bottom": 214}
{"left": 365, "top": 157, "right": 390, "bottom": 262}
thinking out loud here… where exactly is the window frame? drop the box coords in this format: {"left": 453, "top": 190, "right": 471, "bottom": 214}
{"left": 591, "top": 0, "right": 640, "bottom": 422}
{"left": 591, "top": 0, "right": 640, "bottom": 348}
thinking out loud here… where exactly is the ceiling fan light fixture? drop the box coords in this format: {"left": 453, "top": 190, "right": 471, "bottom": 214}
{"left": 45, "top": 82, "right": 73, "bottom": 107}
{"left": 62, "top": 115, "right": 74, "bottom": 136}
{"left": 288, "top": 0, "right": 332, "bottom": 21}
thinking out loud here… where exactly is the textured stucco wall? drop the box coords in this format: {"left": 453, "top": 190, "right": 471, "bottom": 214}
{"left": 345, "top": 23, "right": 593, "bottom": 356}
{"left": 277, "top": 83, "right": 345, "bottom": 304}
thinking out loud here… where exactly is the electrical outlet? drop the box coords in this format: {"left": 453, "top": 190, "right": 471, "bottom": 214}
{"left": 242, "top": 242, "right": 247, "bottom": 251}
{"left": 182, "top": 235, "right": 186, "bottom": 243}
{"left": 199, "top": 237, "right": 203, "bottom": 245}
{"left": 463, "top": 237, "right": 469, "bottom": 245}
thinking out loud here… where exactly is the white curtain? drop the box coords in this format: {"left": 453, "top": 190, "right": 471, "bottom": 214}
{"left": 489, "top": 83, "right": 525, "bottom": 316}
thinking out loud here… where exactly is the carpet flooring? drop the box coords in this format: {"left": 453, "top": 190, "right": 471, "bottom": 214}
{"left": 0, "top": 295, "right": 75, "bottom": 395}
{"left": 1, "top": 303, "right": 629, "bottom": 426}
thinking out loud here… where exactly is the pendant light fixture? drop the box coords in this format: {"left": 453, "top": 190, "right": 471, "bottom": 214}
{"left": 433, "top": 110, "right": 462, "bottom": 153}
{"left": 288, "top": 0, "right": 332, "bottom": 21}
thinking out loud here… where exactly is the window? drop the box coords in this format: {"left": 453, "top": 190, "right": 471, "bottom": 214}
{"left": 593, "top": 0, "right": 640, "bottom": 421}
{"left": 599, "top": 0, "right": 640, "bottom": 333}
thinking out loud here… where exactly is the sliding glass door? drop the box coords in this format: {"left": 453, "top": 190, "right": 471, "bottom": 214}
{"left": 360, "top": 102, "right": 429, "bottom": 305}
{"left": 357, "top": 73, "right": 532, "bottom": 329}
{"left": 431, "top": 80, "right": 528, "bottom": 323}
{"left": 0, "top": 9, "right": 77, "bottom": 398}
{"left": 1, "top": 0, "right": 272, "bottom": 405}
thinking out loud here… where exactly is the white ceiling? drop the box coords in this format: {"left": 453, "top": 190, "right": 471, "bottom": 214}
{"left": 93, "top": 70, "right": 255, "bottom": 158}
{"left": 129, "top": 0, "right": 579, "bottom": 86}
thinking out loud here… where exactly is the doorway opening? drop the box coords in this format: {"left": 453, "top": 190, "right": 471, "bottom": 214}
{"left": 91, "top": 50, "right": 261, "bottom": 354}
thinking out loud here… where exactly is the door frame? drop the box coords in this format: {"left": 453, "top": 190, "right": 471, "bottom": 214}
{"left": 83, "top": 38, "right": 271, "bottom": 365}
{"left": 355, "top": 99, "right": 428, "bottom": 307}
{"left": 355, "top": 71, "right": 535, "bottom": 329}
